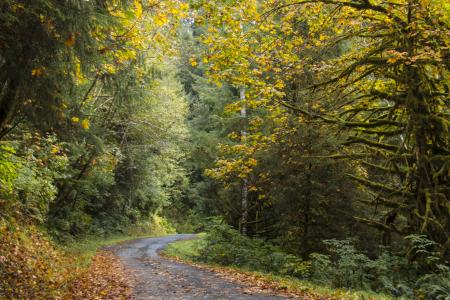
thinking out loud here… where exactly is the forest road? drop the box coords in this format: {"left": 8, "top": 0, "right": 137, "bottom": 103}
{"left": 109, "top": 234, "right": 291, "bottom": 300}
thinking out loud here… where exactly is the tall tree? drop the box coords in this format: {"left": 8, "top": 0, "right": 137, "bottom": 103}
{"left": 196, "top": 0, "right": 449, "bottom": 258}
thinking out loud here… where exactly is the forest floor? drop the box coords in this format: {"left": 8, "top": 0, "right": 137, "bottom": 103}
{"left": 108, "top": 234, "right": 291, "bottom": 299}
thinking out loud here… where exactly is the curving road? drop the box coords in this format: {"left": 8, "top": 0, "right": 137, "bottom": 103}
{"left": 109, "top": 234, "right": 289, "bottom": 300}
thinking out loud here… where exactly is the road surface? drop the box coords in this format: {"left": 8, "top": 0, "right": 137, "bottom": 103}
{"left": 110, "top": 234, "right": 289, "bottom": 299}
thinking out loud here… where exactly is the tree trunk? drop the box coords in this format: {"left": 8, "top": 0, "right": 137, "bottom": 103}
{"left": 240, "top": 87, "right": 248, "bottom": 235}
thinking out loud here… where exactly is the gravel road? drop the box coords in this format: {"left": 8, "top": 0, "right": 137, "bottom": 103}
{"left": 109, "top": 234, "right": 289, "bottom": 300}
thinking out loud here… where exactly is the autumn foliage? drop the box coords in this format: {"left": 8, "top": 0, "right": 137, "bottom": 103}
{"left": 68, "top": 251, "right": 132, "bottom": 300}
{"left": 0, "top": 214, "right": 132, "bottom": 299}
{"left": 0, "top": 217, "right": 71, "bottom": 298}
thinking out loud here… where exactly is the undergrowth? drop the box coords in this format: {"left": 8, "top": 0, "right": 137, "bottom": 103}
{"left": 164, "top": 223, "right": 450, "bottom": 300}
{"left": 164, "top": 236, "right": 390, "bottom": 300}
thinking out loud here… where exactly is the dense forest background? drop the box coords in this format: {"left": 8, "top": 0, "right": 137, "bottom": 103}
{"left": 0, "top": 0, "right": 449, "bottom": 299}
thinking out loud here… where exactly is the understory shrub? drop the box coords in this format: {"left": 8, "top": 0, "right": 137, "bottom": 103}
{"left": 308, "top": 237, "right": 450, "bottom": 299}
{"left": 198, "top": 222, "right": 310, "bottom": 277}
{"left": 309, "top": 239, "right": 412, "bottom": 296}
{"left": 197, "top": 224, "right": 449, "bottom": 299}
{"left": 415, "top": 264, "right": 450, "bottom": 300}
{"left": 127, "top": 214, "right": 176, "bottom": 236}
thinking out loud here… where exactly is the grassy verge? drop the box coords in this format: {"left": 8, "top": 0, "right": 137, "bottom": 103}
{"left": 163, "top": 236, "right": 393, "bottom": 300}
{"left": 163, "top": 232, "right": 205, "bottom": 258}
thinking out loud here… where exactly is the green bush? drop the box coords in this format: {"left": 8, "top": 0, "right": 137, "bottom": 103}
{"left": 198, "top": 223, "right": 310, "bottom": 277}
{"left": 416, "top": 264, "right": 450, "bottom": 300}
{"left": 307, "top": 237, "right": 450, "bottom": 299}
{"left": 185, "top": 224, "right": 449, "bottom": 299}
{"left": 0, "top": 136, "right": 69, "bottom": 223}
{"left": 309, "top": 239, "right": 413, "bottom": 295}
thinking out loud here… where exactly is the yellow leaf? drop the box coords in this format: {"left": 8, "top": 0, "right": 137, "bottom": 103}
{"left": 154, "top": 13, "right": 168, "bottom": 26}
{"left": 71, "top": 117, "right": 80, "bottom": 123}
{"left": 134, "top": 0, "right": 143, "bottom": 19}
{"left": 419, "top": 0, "right": 430, "bottom": 8}
{"left": 31, "top": 68, "right": 44, "bottom": 77}
{"left": 387, "top": 57, "right": 398, "bottom": 64}
{"left": 179, "top": 3, "right": 189, "bottom": 11}
{"left": 51, "top": 146, "right": 59, "bottom": 154}
{"left": 81, "top": 119, "right": 90, "bottom": 130}
{"left": 249, "top": 185, "right": 258, "bottom": 192}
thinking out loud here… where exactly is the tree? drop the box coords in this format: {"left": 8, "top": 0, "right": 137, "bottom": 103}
{"left": 196, "top": 0, "right": 449, "bottom": 258}
{"left": 1, "top": 0, "right": 191, "bottom": 237}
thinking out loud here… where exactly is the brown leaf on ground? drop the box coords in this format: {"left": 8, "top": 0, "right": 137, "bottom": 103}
{"left": 0, "top": 223, "right": 71, "bottom": 299}
{"left": 66, "top": 250, "right": 133, "bottom": 300}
